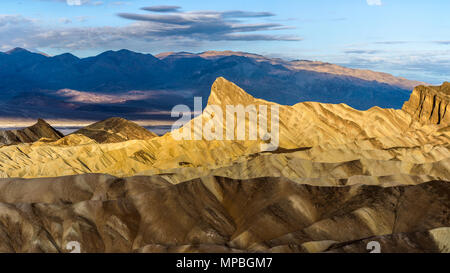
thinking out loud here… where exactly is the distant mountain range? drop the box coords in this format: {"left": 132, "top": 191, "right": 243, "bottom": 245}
{"left": 0, "top": 48, "right": 426, "bottom": 123}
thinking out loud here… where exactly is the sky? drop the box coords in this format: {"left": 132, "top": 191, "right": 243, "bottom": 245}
{"left": 0, "top": 0, "right": 449, "bottom": 84}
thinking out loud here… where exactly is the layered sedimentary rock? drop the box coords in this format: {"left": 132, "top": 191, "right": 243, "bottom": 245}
{"left": 0, "top": 119, "right": 63, "bottom": 146}
{"left": 0, "top": 78, "right": 448, "bottom": 253}
{"left": 72, "top": 117, "right": 157, "bottom": 143}
{"left": 402, "top": 82, "right": 450, "bottom": 125}
{"left": 0, "top": 175, "right": 447, "bottom": 253}
{"left": 0, "top": 78, "right": 448, "bottom": 180}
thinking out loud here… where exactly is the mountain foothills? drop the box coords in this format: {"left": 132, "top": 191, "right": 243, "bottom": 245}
{"left": 0, "top": 78, "right": 448, "bottom": 253}
{"left": 0, "top": 48, "right": 425, "bottom": 123}
{"left": 73, "top": 117, "right": 158, "bottom": 143}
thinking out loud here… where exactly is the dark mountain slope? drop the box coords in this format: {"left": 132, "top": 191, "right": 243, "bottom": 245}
{"left": 0, "top": 119, "right": 63, "bottom": 146}
{"left": 0, "top": 175, "right": 447, "bottom": 253}
{"left": 0, "top": 48, "right": 426, "bottom": 122}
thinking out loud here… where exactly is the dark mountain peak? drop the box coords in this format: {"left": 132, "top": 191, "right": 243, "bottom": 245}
{"left": 5, "top": 47, "right": 30, "bottom": 55}
{"left": 99, "top": 49, "right": 141, "bottom": 57}
{"left": 5, "top": 47, "right": 49, "bottom": 59}
{"left": 0, "top": 119, "right": 63, "bottom": 146}
{"left": 29, "top": 119, "right": 64, "bottom": 137}
{"left": 36, "top": 118, "right": 48, "bottom": 124}
{"left": 3, "top": 47, "right": 48, "bottom": 65}
{"left": 53, "top": 53, "right": 80, "bottom": 62}
{"left": 73, "top": 117, "right": 158, "bottom": 143}
{"left": 116, "top": 49, "right": 134, "bottom": 54}
{"left": 174, "top": 51, "right": 196, "bottom": 56}
{"left": 94, "top": 49, "right": 158, "bottom": 62}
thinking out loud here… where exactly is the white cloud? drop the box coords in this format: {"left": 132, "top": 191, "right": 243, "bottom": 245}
{"left": 37, "top": 0, "right": 93, "bottom": 6}
{"left": 0, "top": 12, "right": 300, "bottom": 53}
{"left": 366, "top": 0, "right": 382, "bottom": 6}
{"left": 66, "top": 0, "right": 88, "bottom": 5}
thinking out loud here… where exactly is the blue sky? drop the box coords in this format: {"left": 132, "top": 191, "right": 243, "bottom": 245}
{"left": 0, "top": 0, "right": 449, "bottom": 83}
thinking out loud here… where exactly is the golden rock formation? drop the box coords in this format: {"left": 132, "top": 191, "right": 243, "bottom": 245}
{"left": 402, "top": 82, "right": 450, "bottom": 125}
{"left": 0, "top": 78, "right": 448, "bottom": 182}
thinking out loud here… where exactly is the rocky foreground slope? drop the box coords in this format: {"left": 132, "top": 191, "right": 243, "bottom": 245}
{"left": 0, "top": 174, "right": 447, "bottom": 253}
{"left": 0, "top": 78, "right": 448, "bottom": 252}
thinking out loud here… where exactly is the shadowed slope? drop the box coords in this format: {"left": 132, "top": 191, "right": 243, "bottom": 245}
{"left": 0, "top": 119, "right": 63, "bottom": 146}
{"left": 0, "top": 174, "right": 447, "bottom": 253}
{"left": 0, "top": 49, "right": 423, "bottom": 116}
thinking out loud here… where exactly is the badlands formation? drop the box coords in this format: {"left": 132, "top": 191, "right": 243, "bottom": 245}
{"left": 0, "top": 78, "right": 448, "bottom": 252}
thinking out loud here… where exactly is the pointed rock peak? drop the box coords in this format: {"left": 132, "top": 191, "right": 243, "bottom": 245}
{"left": 207, "top": 77, "right": 257, "bottom": 106}
{"left": 30, "top": 119, "right": 64, "bottom": 137}
{"left": 0, "top": 119, "right": 63, "bottom": 145}
{"left": 36, "top": 118, "right": 50, "bottom": 126}
{"left": 38, "top": 118, "right": 50, "bottom": 123}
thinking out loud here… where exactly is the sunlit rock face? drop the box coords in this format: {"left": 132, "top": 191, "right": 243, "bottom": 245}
{"left": 402, "top": 82, "right": 450, "bottom": 125}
